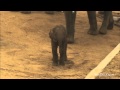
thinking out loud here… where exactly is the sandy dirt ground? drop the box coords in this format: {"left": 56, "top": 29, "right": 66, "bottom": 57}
{"left": 96, "top": 52, "right": 120, "bottom": 79}
{"left": 0, "top": 11, "right": 120, "bottom": 79}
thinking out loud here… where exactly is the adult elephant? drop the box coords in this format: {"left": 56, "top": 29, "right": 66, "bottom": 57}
{"left": 64, "top": 11, "right": 114, "bottom": 43}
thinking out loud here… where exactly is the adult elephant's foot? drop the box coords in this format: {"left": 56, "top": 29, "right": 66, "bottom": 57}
{"left": 52, "top": 58, "right": 58, "bottom": 66}
{"left": 107, "top": 21, "right": 114, "bottom": 30}
{"left": 64, "top": 57, "right": 67, "bottom": 62}
{"left": 21, "top": 11, "right": 31, "bottom": 14}
{"left": 64, "top": 59, "right": 67, "bottom": 61}
{"left": 67, "top": 36, "right": 74, "bottom": 44}
{"left": 59, "top": 60, "right": 65, "bottom": 66}
{"left": 87, "top": 29, "right": 98, "bottom": 35}
{"left": 99, "top": 28, "right": 107, "bottom": 34}
{"left": 52, "top": 62, "right": 58, "bottom": 66}
{"left": 52, "top": 61, "right": 58, "bottom": 66}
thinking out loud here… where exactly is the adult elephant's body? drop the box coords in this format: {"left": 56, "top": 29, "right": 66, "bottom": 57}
{"left": 64, "top": 11, "right": 114, "bottom": 43}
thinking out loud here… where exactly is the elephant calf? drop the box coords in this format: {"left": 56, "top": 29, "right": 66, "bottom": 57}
{"left": 49, "top": 25, "right": 67, "bottom": 66}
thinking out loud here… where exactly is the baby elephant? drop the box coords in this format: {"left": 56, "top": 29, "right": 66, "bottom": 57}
{"left": 49, "top": 25, "right": 67, "bottom": 66}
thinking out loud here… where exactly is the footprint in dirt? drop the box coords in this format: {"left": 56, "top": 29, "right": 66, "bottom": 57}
{"left": 5, "top": 31, "right": 12, "bottom": 34}
{"left": 45, "top": 60, "right": 74, "bottom": 71}
{"left": 0, "top": 39, "right": 8, "bottom": 48}
{"left": 73, "top": 60, "right": 89, "bottom": 68}
{"left": 65, "top": 60, "right": 74, "bottom": 69}
{"left": 65, "top": 60, "right": 74, "bottom": 65}
{"left": 53, "top": 60, "right": 74, "bottom": 69}
{"left": 80, "top": 60, "right": 89, "bottom": 65}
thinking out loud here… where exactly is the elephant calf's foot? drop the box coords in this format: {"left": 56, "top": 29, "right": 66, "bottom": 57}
{"left": 52, "top": 61, "right": 58, "bottom": 66}
{"left": 52, "top": 58, "right": 58, "bottom": 66}
{"left": 87, "top": 29, "right": 98, "bottom": 35}
{"left": 99, "top": 28, "right": 107, "bottom": 34}
{"left": 59, "top": 60, "right": 65, "bottom": 66}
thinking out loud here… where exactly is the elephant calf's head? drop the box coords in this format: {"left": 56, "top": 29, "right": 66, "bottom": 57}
{"left": 49, "top": 25, "right": 67, "bottom": 42}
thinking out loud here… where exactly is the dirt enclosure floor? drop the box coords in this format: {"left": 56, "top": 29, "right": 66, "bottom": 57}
{"left": 96, "top": 52, "right": 120, "bottom": 79}
{"left": 0, "top": 11, "right": 120, "bottom": 79}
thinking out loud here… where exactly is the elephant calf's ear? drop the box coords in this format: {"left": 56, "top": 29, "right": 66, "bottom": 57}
{"left": 49, "top": 29, "right": 57, "bottom": 42}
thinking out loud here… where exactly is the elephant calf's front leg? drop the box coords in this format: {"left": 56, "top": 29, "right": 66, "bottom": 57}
{"left": 59, "top": 42, "right": 67, "bottom": 66}
{"left": 52, "top": 41, "right": 58, "bottom": 66}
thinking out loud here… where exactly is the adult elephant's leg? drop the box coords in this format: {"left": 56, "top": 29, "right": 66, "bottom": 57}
{"left": 99, "top": 11, "right": 111, "bottom": 34}
{"left": 87, "top": 11, "right": 98, "bottom": 35}
{"left": 107, "top": 11, "right": 114, "bottom": 30}
{"left": 64, "top": 11, "right": 76, "bottom": 43}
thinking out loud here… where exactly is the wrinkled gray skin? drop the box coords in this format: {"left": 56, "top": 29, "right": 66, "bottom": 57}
{"left": 64, "top": 11, "right": 114, "bottom": 43}
{"left": 49, "top": 25, "right": 67, "bottom": 66}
